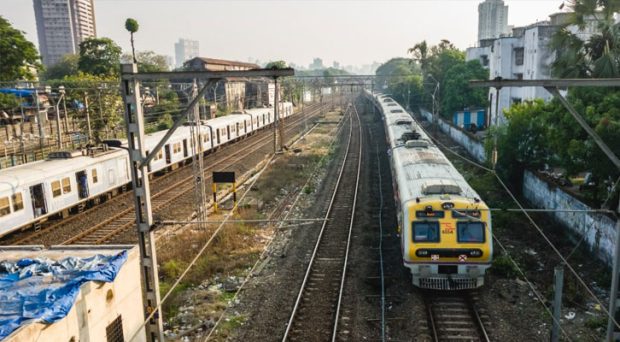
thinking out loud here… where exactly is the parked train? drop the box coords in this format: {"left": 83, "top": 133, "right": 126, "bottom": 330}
{"left": 0, "top": 103, "right": 294, "bottom": 237}
{"left": 366, "top": 91, "right": 492, "bottom": 290}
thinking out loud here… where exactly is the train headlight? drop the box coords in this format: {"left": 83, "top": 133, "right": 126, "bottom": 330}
{"left": 416, "top": 249, "right": 429, "bottom": 257}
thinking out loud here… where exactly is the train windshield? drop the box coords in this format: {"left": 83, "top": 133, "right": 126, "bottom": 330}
{"left": 457, "top": 222, "right": 485, "bottom": 243}
{"left": 413, "top": 222, "right": 439, "bottom": 242}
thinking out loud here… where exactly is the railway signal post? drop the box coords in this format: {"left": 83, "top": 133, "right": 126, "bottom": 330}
{"left": 120, "top": 63, "right": 294, "bottom": 341}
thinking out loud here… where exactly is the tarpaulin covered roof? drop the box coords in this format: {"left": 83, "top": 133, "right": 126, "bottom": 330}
{"left": 0, "top": 250, "right": 128, "bottom": 340}
{"left": 0, "top": 89, "right": 35, "bottom": 97}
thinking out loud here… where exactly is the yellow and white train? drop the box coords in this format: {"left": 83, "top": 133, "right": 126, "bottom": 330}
{"left": 367, "top": 91, "right": 492, "bottom": 290}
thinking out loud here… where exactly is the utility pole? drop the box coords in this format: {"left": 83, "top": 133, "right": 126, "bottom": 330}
{"left": 84, "top": 93, "right": 92, "bottom": 144}
{"left": 190, "top": 79, "right": 208, "bottom": 230}
{"left": 120, "top": 63, "right": 164, "bottom": 342}
{"left": 54, "top": 87, "right": 65, "bottom": 149}
{"left": 273, "top": 77, "right": 283, "bottom": 153}
{"left": 34, "top": 88, "right": 46, "bottom": 148}
{"left": 469, "top": 78, "right": 620, "bottom": 341}
{"left": 551, "top": 265, "right": 564, "bottom": 342}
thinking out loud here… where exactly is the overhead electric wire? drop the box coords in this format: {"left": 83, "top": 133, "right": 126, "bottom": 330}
{"left": 203, "top": 102, "right": 348, "bottom": 341}
{"left": 414, "top": 110, "right": 620, "bottom": 332}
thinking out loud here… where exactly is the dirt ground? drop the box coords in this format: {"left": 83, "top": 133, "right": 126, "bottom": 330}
{"left": 156, "top": 108, "right": 349, "bottom": 341}
{"left": 157, "top": 97, "right": 611, "bottom": 342}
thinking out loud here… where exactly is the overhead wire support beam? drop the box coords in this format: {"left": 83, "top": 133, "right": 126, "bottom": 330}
{"left": 470, "top": 78, "right": 620, "bottom": 88}
{"left": 120, "top": 64, "right": 295, "bottom": 342}
{"left": 469, "top": 77, "right": 620, "bottom": 341}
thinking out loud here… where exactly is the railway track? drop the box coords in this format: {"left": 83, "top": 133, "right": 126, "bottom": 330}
{"left": 425, "top": 291, "right": 491, "bottom": 342}
{"left": 4, "top": 102, "right": 328, "bottom": 246}
{"left": 282, "top": 103, "right": 362, "bottom": 342}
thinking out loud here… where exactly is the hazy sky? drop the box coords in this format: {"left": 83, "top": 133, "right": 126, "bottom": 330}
{"left": 1, "top": 0, "right": 563, "bottom": 68}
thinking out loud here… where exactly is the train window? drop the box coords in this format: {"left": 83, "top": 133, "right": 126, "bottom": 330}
{"left": 11, "top": 193, "right": 23, "bottom": 212}
{"left": 413, "top": 222, "right": 439, "bottom": 242}
{"left": 0, "top": 197, "right": 9, "bottom": 217}
{"left": 52, "top": 181, "right": 62, "bottom": 197}
{"left": 109, "top": 170, "right": 116, "bottom": 185}
{"left": 457, "top": 222, "right": 485, "bottom": 243}
{"left": 92, "top": 169, "right": 98, "bottom": 183}
{"left": 62, "top": 177, "right": 71, "bottom": 194}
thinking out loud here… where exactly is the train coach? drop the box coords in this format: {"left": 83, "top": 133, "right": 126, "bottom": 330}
{"left": 0, "top": 102, "right": 293, "bottom": 237}
{"left": 368, "top": 90, "right": 492, "bottom": 290}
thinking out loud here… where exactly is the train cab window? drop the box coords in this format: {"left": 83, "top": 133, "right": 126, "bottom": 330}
{"left": 52, "top": 180, "right": 62, "bottom": 197}
{"left": 457, "top": 222, "right": 485, "bottom": 243}
{"left": 11, "top": 193, "right": 23, "bottom": 212}
{"left": 0, "top": 197, "right": 10, "bottom": 216}
{"left": 413, "top": 222, "right": 439, "bottom": 242}
{"left": 92, "top": 169, "right": 98, "bottom": 183}
{"left": 62, "top": 177, "right": 71, "bottom": 194}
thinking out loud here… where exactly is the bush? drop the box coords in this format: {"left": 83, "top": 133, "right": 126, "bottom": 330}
{"left": 491, "top": 254, "right": 519, "bottom": 279}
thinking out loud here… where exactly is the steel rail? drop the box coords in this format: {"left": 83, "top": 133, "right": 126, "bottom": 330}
{"left": 8, "top": 102, "right": 325, "bottom": 245}
{"left": 331, "top": 103, "right": 363, "bottom": 341}
{"left": 282, "top": 104, "right": 361, "bottom": 341}
{"left": 60, "top": 103, "right": 329, "bottom": 245}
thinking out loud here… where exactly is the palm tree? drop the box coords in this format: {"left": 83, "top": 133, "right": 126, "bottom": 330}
{"left": 408, "top": 41, "right": 429, "bottom": 72}
{"left": 124, "top": 18, "right": 139, "bottom": 64}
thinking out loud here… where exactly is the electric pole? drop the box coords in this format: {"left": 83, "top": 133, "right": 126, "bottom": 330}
{"left": 120, "top": 63, "right": 164, "bottom": 342}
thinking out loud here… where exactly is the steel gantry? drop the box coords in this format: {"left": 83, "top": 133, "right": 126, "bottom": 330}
{"left": 470, "top": 77, "right": 620, "bottom": 342}
{"left": 120, "top": 64, "right": 293, "bottom": 341}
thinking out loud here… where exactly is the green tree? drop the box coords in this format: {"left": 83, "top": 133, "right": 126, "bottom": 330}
{"left": 125, "top": 18, "right": 139, "bottom": 63}
{"left": 551, "top": 0, "right": 620, "bottom": 78}
{"left": 122, "top": 51, "right": 169, "bottom": 72}
{"left": 0, "top": 93, "right": 20, "bottom": 120}
{"left": 440, "top": 60, "right": 489, "bottom": 119}
{"left": 78, "top": 37, "right": 122, "bottom": 76}
{"left": 266, "top": 60, "right": 287, "bottom": 69}
{"left": 57, "top": 73, "right": 123, "bottom": 142}
{"left": 42, "top": 54, "right": 79, "bottom": 80}
{"left": 0, "top": 15, "right": 42, "bottom": 81}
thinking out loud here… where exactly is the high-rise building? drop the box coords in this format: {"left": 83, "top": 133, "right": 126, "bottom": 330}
{"left": 174, "top": 39, "right": 199, "bottom": 68}
{"left": 33, "top": 0, "right": 97, "bottom": 67}
{"left": 477, "top": 0, "right": 509, "bottom": 42}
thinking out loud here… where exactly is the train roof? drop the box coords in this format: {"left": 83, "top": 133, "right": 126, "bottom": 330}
{"left": 0, "top": 149, "right": 125, "bottom": 194}
{"left": 375, "top": 93, "right": 484, "bottom": 205}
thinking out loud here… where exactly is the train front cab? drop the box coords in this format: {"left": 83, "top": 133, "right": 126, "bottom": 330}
{"left": 403, "top": 198, "right": 492, "bottom": 290}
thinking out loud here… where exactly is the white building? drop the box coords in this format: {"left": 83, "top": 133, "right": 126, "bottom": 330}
{"left": 467, "top": 9, "right": 604, "bottom": 125}
{"left": 478, "top": 0, "right": 509, "bottom": 42}
{"left": 1, "top": 245, "right": 146, "bottom": 342}
{"left": 174, "top": 39, "right": 199, "bottom": 68}
{"left": 33, "top": 0, "right": 97, "bottom": 67}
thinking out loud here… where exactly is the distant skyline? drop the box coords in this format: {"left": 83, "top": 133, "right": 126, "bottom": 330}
{"left": 1, "top": 0, "right": 564, "bottom": 69}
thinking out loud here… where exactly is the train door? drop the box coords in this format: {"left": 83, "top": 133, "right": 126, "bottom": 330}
{"left": 164, "top": 144, "right": 172, "bottom": 164}
{"left": 237, "top": 123, "right": 241, "bottom": 137}
{"left": 76, "top": 170, "right": 89, "bottom": 199}
{"left": 216, "top": 129, "right": 221, "bottom": 144}
{"left": 227, "top": 126, "right": 230, "bottom": 140}
{"left": 182, "top": 139, "right": 188, "bottom": 157}
{"left": 29, "top": 184, "right": 47, "bottom": 217}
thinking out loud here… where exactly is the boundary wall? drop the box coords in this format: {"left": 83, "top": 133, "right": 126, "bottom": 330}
{"left": 419, "top": 109, "right": 486, "bottom": 163}
{"left": 415, "top": 107, "right": 617, "bottom": 267}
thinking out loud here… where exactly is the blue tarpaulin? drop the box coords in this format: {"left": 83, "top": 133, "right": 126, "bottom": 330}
{"left": 0, "top": 89, "right": 35, "bottom": 97}
{"left": 0, "top": 251, "right": 128, "bottom": 340}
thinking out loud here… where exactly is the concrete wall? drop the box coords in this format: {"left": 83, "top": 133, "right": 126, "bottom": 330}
{"left": 418, "top": 106, "right": 617, "bottom": 267}
{"left": 522, "top": 171, "right": 617, "bottom": 266}
{"left": 7, "top": 246, "right": 146, "bottom": 342}
{"left": 419, "top": 109, "right": 487, "bottom": 163}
